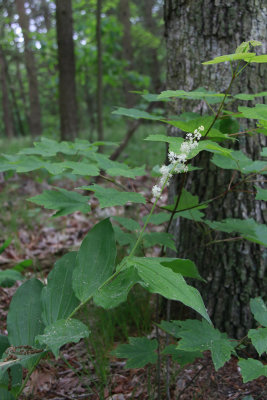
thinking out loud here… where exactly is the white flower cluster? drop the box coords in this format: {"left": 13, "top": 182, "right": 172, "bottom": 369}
{"left": 152, "top": 126, "right": 204, "bottom": 199}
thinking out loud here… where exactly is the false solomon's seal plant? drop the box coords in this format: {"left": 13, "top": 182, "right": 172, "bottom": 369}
{"left": 0, "top": 40, "right": 267, "bottom": 398}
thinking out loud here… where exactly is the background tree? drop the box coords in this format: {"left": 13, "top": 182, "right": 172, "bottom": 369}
{"left": 96, "top": 0, "right": 103, "bottom": 143}
{"left": 15, "top": 0, "right": 42, "bottom": 136}
{"left": 56, "top": 0, "right": 78, "bottom": 140}
{"left": 164, "top": 0, "right": 267, "bottom": 337}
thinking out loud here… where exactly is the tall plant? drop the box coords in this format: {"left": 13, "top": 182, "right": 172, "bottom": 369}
{"left": 0, "top": 41, "right": 267, "bottom": 398}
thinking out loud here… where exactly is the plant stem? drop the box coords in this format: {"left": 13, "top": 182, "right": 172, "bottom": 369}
{"left": 16, "top": 353, "right": 44, "bottom": 398}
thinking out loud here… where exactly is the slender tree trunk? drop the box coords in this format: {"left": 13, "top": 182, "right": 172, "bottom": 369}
{"left": 15, "top": 0, "right": 42, "bottom": 136}
{"left": 164, "top": 0, "right": 267, "bottom": 337}
{"left": 119, "top": 0, "right": 135, "bottom": 108}
{"left": 142, "top": 0, "right": 162, "bottom": 92}
{"left": 55, "top": 0, "right": 78, "bottom": 141}
{"left": 96, "top": 0, "right": 103, "bottom": 144}
{"left": 0, "top": 45, "right": 14, "bottom": 139}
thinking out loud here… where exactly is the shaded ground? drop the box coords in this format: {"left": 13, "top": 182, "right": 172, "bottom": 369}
{"left": 0, "top": 173, "right": 266, "bottom": 399}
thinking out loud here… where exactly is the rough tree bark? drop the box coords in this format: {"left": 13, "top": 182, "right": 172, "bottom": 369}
{"left": 16, "top": 0, "right": 42, "bottom": 136}
{"left": 164, "top": 0, "right": 267, "bottom": 337}
{"left": 55, "top": 0, "right": 78, "bottom": 141}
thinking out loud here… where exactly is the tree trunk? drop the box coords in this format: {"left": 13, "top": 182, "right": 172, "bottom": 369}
{"left": 15, "top": 0, "right": 42, "bottom": 136}
{"left": 164, "top": 0, "right": 267, "bottom": 337}
{"left": 96, "top": 0, "right": 103, "bottom": 144}
{"left": 55, "top": 0, "right": 78, "bottom": 141}
{"left": 0, "top": 45, "right": 14, "bottom": 139}
{"left": 119, "top": 0, "right": 135, "bottom": 108}
{"left": 142, "top": 0, "right": 162, "bottom": 92}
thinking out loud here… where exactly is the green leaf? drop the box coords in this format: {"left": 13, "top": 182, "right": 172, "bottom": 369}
{"left": 106, "top": 164, "right": 146, "bottom": 178}
{"left": 142, "top": 212, "right": 170, "bottom": 225}
{"left": 204, "top": 218, "right": 267, "bottom": 247}
{"left": 161, "top": 259, "right": 204, "bottom": 281}
{"left": 212, "top": 150, "right": 267, "bottom": 175}
{"left": 0, "top": 238, "right": 12, "bottom": 255}
{"left": 142, "top": 232, "right": 176, "bottom": 251}
{"left": 255, "top": 186, "right": 267, "bottom": 201}
{"left": 261, "top": 147, "right": 267, "bottom": 157}
{"left": 113, "top": 226, "right": 137, "bottom": 248}
{"left": 202, "top": 53, "right": 256, "bottom": 65}
{"left": 61, "top": 161, "right": 99, "bottom": 176}
{"left": 0, "top": 388, "right": 16, "bottom": 400}
{"left": 249, "top": 55, "right": 267, "bottom": 63}
{"left": 7, "top": 279, "right": 44, "bottom": 346}
{"left": 170, "top": 319, "right": 235, "bottom": 370}
{"left": 35, "top": 319, "right": 89, "bottom": 358}
{"left": 0, "top": 336, "right": 9, "bottom": 358}
{"left": 79, "top": 184, "right": 146, "bottom": 208}
{"left": 250, "top": 298, "right": 267, "bottom": 327}
{"left": 93, "top": 267, "right": 141, "bottom": 309}
{"left": 112, "top": 216, "right": 140, "bottom": 231}
{"left": 238, "top": 358, "right": 267, "bottom": 383}
{"left": 128, "top": 258, "right": 211, "bottom": 322}
{"left": 158, "top": 89, "right": 225, "bottom": 101}
{"left": 0, "top": 364, "right": 22, "bottom": 397}
{"left": 239, "top": 104, "right": 267, "bottom": 121}
{"left": 248, "top": 328, "right": 267, "bottom": 356}
{"left": 113, "top": 337, "right": 158, "bottom": 368}
{"left": 28, "top": 188, "right": 91, "bottom": 217}
{"left": 0, "top": 269, "right": 23, "bottom": 287}
{"left": 72, "top": 219, "right": 116, "bottom": 302}
{"left": 164, "top": 189, "right": 206, "bottom": 221}
{"left": 41, "top": 252, "right": 80, "bottom": 326}
{"left": 235, "top": 40, "right": 262, "bottom": 53}
{"left": 162, "top": 345, "right": 203, "bottom": 367}
{"left": 112, "top": 107, "right": 162, "bottom": 120}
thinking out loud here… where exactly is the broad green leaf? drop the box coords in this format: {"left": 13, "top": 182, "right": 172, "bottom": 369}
{"left": 113, "top": 337, "right": 157, "bottom": 368}
{"left": 0, "top": 364, "right": 22, "bottom": 397}
{"left": 235, "top": 40, "right": 261, "bottom": 53}
{"left": 202, "top": 53, "right": 256, "bottom": 65}
{"left": 72, "top": 219, "right": 116, "bottom": 302}
{"left": 255, "top": 186, "right": 267, "bottom": 201}
{"left": 145, "top": 134, "right": 183, "bottom": 146}
{"left": 0, "top": 269, "right": 23, "bottom": 287}
{"left": 7, "top": 279, "right": 44, "bottom": 346}
{"left": 79, "top": 184, "right": 146, "bottom": 208}
{"left": 61, "top": 161, "right": 99, "bottom": 176}
{"left": 248, "top": 328, "right": 267, "bottom": 356}
{"left": 164, "top": 189, "right": 206, "bottom": 221}
{"left": 0, "top": 238, "right": 12, "bottom": 255}
{"left": 35, "top": 319, "right": 89, "bottom": 358}
{"left": 249, "top": 55, "right": 267, "bottom": 63}
{"left": 250, "top": 298, "right": 267, "bottom": 327}
{"left": 170, "top": 319, "right": 235, "bottom": 370}
{"left": 158, "top": 89, "right": 225, "bottom": 101}
{"left": 113, "top": 225, "right": 137, "bottom": 248}
{"left": 162, "top": 345, "right": 203, "bottom": 367}
{"left": 205, "top": 218, "right": 267, "bottom": 246}
{"left": 212, "top": 150, "right": 267, "bottom": 175}
{"left": 143, "top": 212, "right": 170, "bottom": 225}
{"left": 112, "top": 216, "right": 140, "bottom": 231}
{"left": 41, "top": 252, "right": 80, "bottom": 326}
{"left": 161, "top": 259, "right": 204, "bottom": 281}
{"left": 93, "top": 267, "right": 141, "bottom": 309}
{"left": 0, "top": 352, "right": 45, "bottom": 378}
{"left": 143, "top": 232, "right": 176, "bottom": 251}
{"left": 261, "top": 147, "right": 267, "bottom": 157}
{"left": 112, "top": 107, "right": 162, "bottom": 120}
{"left": 28, "top": 188, "right": 91, "bottom": 217}
{"left": 0, "top": 388, "right": 16, "bottom": 400}
{"left": 238, "top": 358, "right": 267, "bottom": 383}
{"left": 0, "top": 336, "right": 9, "bottom": 358}
{"left": 128, "top": 258, "right": 211, "bottom": 322}
{"left": 239, "top": 104, "right": 267, "bottom": 121}
{"left": 106, "top": 164, "right": 146, "bottom": 178}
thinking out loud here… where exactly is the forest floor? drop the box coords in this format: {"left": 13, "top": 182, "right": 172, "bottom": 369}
{"left": 1, "top": 173, "right": 267, "bottom": 400}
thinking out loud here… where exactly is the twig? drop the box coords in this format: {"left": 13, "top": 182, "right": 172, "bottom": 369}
{"left": 177, "top": 364, "right": 206, "bottom": 399}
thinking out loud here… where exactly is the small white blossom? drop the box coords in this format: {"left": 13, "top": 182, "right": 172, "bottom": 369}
{"left": 159, "top": 165, "right": 170, "bottom": 175}
{"left": 168, "top": 151, "right": 177, "bottom": 162}
{"left": 180, "top": 142, "right": 191, "bottom": 154}
{"left": 152, "top": 185, "right": 161, "bottom": 198}
{"left": 177, "top": 153, "right": 187, "bottom": 163}
{"left": 199, "top": 125, "right": 204, "bottom": 131}
{"left": 183, "top": 165, "right": 189, "bottom": 173}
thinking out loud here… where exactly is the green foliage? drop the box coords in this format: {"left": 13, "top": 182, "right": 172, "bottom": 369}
{"left": 72, "top": 219, "right": 116, "bottom": 302}
{"left": 113, "top": 337, "right": 158, "bottom": 368}
{"left": 162, "top": 345, "right": 203, "bottom": 367}
{"left": 29, "top": 188, "right": 91, "bottom": 217}
{"left": 250, "top": 297, "right": 267, "bottom": 327}
{"left": 238, "top": 359, "right": 267, "bottom": 383}
{"left": 79, "top": 184, "right": 146, "bottom": 208}
{"left": 36, "top": 319, "right": 90, "bottom": 358}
